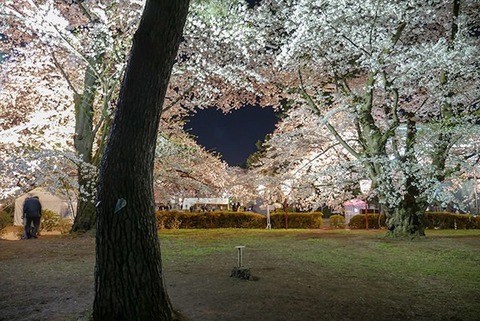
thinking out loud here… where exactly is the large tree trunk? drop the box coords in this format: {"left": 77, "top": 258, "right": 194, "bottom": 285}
{"left": 72, "top": 64, "right": 97, "bottom": 232}
{"left": 72, "top": 170, "right": 97, "bottom": 232}
{"left": 385, "top": 193, "right": 427, "bottom": 237}
{"left": 384, "top": 116, "right": 427, "bottom": 237}
{"left": 93, "top": 1, "right": 190, "bottom": 320}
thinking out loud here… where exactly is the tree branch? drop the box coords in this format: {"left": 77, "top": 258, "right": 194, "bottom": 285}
{"left": 298, "top": 68, "right": 361, "bottom": 159}
{"left": 51, "top": 52, "right": 80, "bottom": 97}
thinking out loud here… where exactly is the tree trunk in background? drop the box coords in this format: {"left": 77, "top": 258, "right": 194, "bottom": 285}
{"left": 72, "top": 171, "right": 96, "bottom": 232}
{"left": 72, "top": 64, "right": 97, "bottom": 232}
{"left": 93, "top": 1, "right": 190, "bottom": 320}
{"left": 384, "top": 114, "right": 429, "bottom": 237}
{"left": 385, "top": 179, "right": 428, "bottom": 237}
{"left": 386, "top": 202, "right": 427, "bottom": 237}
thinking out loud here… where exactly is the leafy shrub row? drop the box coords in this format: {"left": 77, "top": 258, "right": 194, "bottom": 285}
{"left": 40, "top": 210, "right": 72, "bottom": 234}
{"left": 156, "top": 211, "right": 265, "bottom": 229}
{"left": 0, "top": 211, "right": 13, "bottom": 232}
{"left": 348, "top": 214, "right": 386, "bottom": 229}
{"left": 424, "top": 212, "right": 480, "bottom": 230}
{"left": 270, "top": 212, "right": 323, "bottom": 229}
{"left": 155, "top": 211, "right": 323, "bottom": 229}
{"left": 1, "top": 210, "right": 71, "bottom": 237}
{"left": 347, "top": 212, "right": 480, "bottom": 229}
{"left": 329, "top": 215, "right": 346, "bottom": 229}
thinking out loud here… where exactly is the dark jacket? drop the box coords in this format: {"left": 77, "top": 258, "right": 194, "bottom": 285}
{"left": 23, "top": 197, "right": 42, "bottom": 218}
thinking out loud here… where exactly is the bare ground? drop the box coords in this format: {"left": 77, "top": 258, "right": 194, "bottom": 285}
{"left": 1, "top": 229, "right": 479, "bottom": 321}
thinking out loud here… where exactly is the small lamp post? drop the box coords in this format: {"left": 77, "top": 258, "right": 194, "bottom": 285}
{"left": 266, "top": 204, "right": 271, "bottom": 229}
{"left": 359, "top": 180, "right": 372, "bottom": 230}
{"left": 257, "top": 184, "right": 272, "bottom": 229}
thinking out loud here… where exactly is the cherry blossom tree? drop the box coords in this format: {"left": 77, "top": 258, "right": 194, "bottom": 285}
{"left": 0, "top": 41, "right": 79, "bottom": 201}
{"left": 224, "top": 166, "right": 262, "bottom": 207}
{"left": 0, "top": 0, "right": 141, "bottom": 229}
{"left": 252, "top": 106, "right": 360, "bottom": 211}
{"left": 252, "top": 0, "right": 480, "bottom": 235}
{"left": 0, "top": 0, "right": 268, "bottom": 229}
{"left": 153, "top": 125, "right": 230, "bottom": 205}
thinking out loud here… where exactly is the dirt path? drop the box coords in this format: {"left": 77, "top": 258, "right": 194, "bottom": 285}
{"left": 1, "top": 235, "right": 335, "bottom": 321}
{"left": 0, "top": 236, "right": 95, "bottom": 321}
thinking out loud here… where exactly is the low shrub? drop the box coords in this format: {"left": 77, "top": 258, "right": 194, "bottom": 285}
{"left": 156, "top": 211, "right": 266, "bottom": 229}
{"left": 348, "top": 214, "right": 386, "bottom": 229}
{"left": 347, "top": 212, "right": 479, "bottom": 230}
{"left": 270, "top": 212, "right": 323, "bottom": 229}
{"left": 329, "top": 215, "right": 345, "bottom": 229}
{"left": 58, "top": 218, "right": 73, "bottom": 234}
{"left": 424, "top": 212, "right": 478, "bottom": 229}
{"left": 0, "top": 211, "right": 13, "bottom": 232}
{"left": 155, "top": 211, "right": 323, "bottom": 229}
{"left": 156, "top": 210, "right": 184, "bottom": 229}
{"left": 40, "top": 209, "right": 61, "bottom": 232}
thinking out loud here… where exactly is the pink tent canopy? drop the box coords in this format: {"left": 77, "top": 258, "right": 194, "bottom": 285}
{"left": 343, "top": 199, "right": 367, "bottom": 207}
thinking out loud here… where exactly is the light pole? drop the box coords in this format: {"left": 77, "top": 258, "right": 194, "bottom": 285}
{"left": 266, "top": 204, "right": 271, "bottom": 229}
{"left": 257, "top": 184, "right": 272, "bottom": 229}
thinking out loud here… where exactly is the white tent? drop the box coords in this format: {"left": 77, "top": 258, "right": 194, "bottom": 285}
{"left": 343, "top": 199, "right": 367, "bottom": 224}
{"left": 181, "top": 197, "right": 229, "bottom": 211}
{"left": 14, "top": 188, "right": 76, "bottom": 226}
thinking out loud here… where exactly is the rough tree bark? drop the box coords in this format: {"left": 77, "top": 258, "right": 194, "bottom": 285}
{"left": 72, "top": 64, "right": 97, "bottom": 232}
{"left": 93, "top": 1, "right": 190, "bottom": 320}
{"left": 383, "top": 0, "right": 461, "bottom": 237}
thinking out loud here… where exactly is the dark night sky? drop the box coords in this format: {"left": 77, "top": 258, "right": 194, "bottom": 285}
{"left": 185, "top": 106, "right": 278, "bottom": 166}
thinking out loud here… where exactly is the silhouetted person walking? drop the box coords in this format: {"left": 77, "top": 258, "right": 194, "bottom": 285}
{"left": 23, "top": 196, "right": 42, "bottom": 239}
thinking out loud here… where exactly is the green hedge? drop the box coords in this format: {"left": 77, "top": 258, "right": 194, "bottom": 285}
{"left": 156, "top": 211, "right": 265, "bottom": 229}
{"left": 348, "top": 214, "right": 386, "bottom": 229}
{"left": 424, "top": 212, "right": 479, "bottom": 229}
{"left": 40, "top": 209, "right": 61, "bottom": 232}
{"left": 0, "top": 211, "right": 13, "bottom": 232}
{"left": 329, "top": 215, "right": 346, "bottom": 229}
{"left": 155, "top": 211, "right": 323, "bottom": 229}
{"left": 269, "top": 212, "right": 323, "bottom": 229}
{"left": 347, "top": 212, "right": 479, "bottom": 229}
{"left": 39, "top": 210, "right": 72, "bottom": 233}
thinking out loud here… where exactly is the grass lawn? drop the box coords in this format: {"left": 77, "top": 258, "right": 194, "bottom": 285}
{"left": 160, "top": 229, "right": 480, "bottom": 321}
{"left": 1, "top": 228, "right": 479, "bottom": 321}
